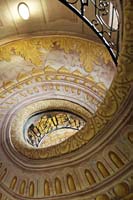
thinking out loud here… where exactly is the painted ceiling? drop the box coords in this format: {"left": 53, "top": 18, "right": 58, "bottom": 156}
{"left": 0, "top": 37, "right": 115, "bottom": 89}
{"left": 0, "top": 0, "right": 132, "bottom": 200}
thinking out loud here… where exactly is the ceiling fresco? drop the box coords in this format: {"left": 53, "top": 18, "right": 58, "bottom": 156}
{"left": 0, "top": 36, "right": 115, "bottom": 89}
{"left": 24, "top": 110, "right": 85, "bottom": 148}
{"left": 0, "top": 0, "right": 132, "bottom": 200}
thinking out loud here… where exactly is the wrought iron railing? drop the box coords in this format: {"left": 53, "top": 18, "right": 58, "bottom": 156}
{"left": 58, "top": 0, "right": 120, "bottom": 65}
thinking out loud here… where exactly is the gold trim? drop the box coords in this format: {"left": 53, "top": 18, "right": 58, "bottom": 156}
{"left": 0, "top": 36, "right": 112, "bottom": 71}
{"left": 11, "top": 99, "right": 93, "bottom": 159}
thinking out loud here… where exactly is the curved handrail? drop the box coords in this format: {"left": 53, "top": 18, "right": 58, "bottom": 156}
{"left": 58, "top": 0, "right": 120, "bottom": 65}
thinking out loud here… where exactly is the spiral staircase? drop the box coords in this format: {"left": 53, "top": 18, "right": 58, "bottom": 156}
{"left": 0, "top": 0, "right": 132, "bottom": 199}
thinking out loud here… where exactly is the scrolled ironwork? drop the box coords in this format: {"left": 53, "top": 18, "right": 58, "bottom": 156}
{"left": 59, "top": 0, "right": 120, "bottom": 64}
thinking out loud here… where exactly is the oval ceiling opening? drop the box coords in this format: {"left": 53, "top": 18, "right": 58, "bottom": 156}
{"left": 24, "top": 111, "right": 86, "bottom": 148}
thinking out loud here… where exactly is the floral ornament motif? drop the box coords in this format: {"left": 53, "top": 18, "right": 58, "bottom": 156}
{"left": 0, "top": 37, "right": 112, "bottom": 72}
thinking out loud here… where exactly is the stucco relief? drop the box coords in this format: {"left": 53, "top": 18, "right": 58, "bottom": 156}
{"left": 9, "top": 99, "right": 91, "bottom": 159}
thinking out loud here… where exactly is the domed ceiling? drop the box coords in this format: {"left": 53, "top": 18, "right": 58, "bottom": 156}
{"left": 0, "top": 0, "right": 132, "bottom": 200}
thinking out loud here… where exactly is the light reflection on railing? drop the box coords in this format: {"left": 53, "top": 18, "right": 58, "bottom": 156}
{"left": 58, "top": 0, "right": 120, "bottom": 65}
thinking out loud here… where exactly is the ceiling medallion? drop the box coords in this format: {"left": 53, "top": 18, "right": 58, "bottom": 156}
{"left": 24, "top": 111, "right": 85, "bottom": 148}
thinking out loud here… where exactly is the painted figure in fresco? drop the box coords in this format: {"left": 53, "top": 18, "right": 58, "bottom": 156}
{"left": 27, "top": 112, "right": 84, "bottom": 147}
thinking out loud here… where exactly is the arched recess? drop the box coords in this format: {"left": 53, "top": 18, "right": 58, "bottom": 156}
{"left": 97, "top": 162, "right": 110, "bottom": 178}
{"left": 67, "top": 174, "right": 76, "bottom": 192}
{"left": 0, "top": 168, "right": 7, "bottom": 182}
{"left": 44, "top": 180, "right": 50, "bottom": 196}
{"left": 109, "top": 151, "right": 124, "bottom": 168}
{"left": 85, "top": 169, "right": 96, "bottom": 185}
{"left": 29, "top": 181, "right": 34, "bottom": 197}
{"left": 55, "top": 177, "right": 62, "bottom": 194}
{"left": 19, "top": 180, "right": 26, "bottom": 195}
{"left": 10, "top": 176, "right": 17, "bottom": 190}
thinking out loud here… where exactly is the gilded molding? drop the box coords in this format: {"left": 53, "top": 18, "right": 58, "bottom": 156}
{"left": 10, "top": 99, "right": 92, "bottom": 159}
